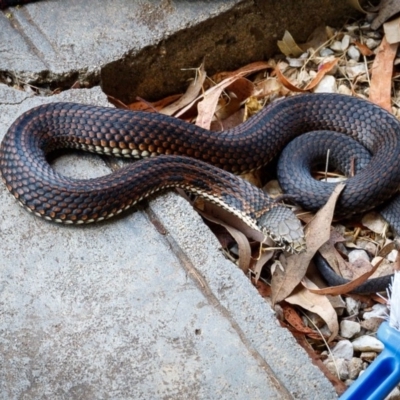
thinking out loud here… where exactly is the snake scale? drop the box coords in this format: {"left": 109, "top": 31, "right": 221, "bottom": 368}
{"left": 1, "top": 93, "right": 400, "bottom": 291}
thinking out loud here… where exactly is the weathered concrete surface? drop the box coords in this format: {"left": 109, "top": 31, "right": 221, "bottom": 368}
{"left": 0, "top": 86, "right": 337, "bottom": 399}
{"left": 0, "top": 0, "right": 359, "bottom": 102}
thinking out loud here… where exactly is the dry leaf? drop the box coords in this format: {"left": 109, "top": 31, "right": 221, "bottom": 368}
{"left": 383, "top": 15, "right": 400, "bottom": 44}
{"left": 159, "top": 63, "right": 207, "bottom": 116}
{"left": 286, "top": 277, "right": 339, "bottom": 341}
{"left": 361, "top": 212, "right": 389, "bottom": 235}
{"left": 277, "top": 31, "right": 304, "bottom": 57}
{"left": 271, "top": 183, "right": 345, "bottom": 304}
{"left": 304, "top": 58, "right": 339, "bottom": 90}
{"left": 252, "top": 250, "right": 274, "bottom": 282}
{"left": 275, "top": 58, "right": 338, "bottom": 92}
{"left": 301, "top": 25, "right": 331, "bottom": 51}
{"left": 127, "top": 94, "right": 182, "bottom": 112}
{"left": 347, "top": 0, "right": 368, "bottom": 13}
{"left": 370, "top": 35, "right": 398, "bottom": 112}
{"left": 354, "top": 40, "right": 375, "bottom": 56}
{"left": 307, "top": 257, "right": 385, "bottom": 295}
{"left": 281, "top": 303, "right": 324, "bottom": 340}
{"left": 195, "top": 62, "right": 272, "bottom": 129}
{"left": 254, "top": 279, "right": 272, "bottom": 297}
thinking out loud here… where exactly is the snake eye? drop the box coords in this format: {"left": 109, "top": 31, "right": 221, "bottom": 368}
{"left": 257, "top": 205, "right": 306, "bottom": 254}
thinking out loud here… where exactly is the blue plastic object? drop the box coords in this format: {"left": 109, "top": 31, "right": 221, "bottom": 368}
{"left": 340, "top": 321, "right": 400, "bottom": 400}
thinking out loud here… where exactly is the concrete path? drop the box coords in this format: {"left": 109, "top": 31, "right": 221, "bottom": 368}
{"left": 0, "top": 1, "right": 343, "bottom": 399}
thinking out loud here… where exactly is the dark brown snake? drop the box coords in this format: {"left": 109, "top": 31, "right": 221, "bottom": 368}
{"left": 1, "top": 93, "right": 400, "bottom": 291}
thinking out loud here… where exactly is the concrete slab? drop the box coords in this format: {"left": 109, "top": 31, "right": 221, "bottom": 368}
{"left": 0, "top": 0, "right": 358, "bottom": 102}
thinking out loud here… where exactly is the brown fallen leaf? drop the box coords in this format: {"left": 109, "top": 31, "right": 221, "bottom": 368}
{"left": 286, "top": 277, "right": 338, "bottom": 341}
{"left": 277, "top": 30, "right": 304, "bottom": 57}
{"left": 252, "top": 249, "right": 274, "bottom": 282}
{"left": 318, "top": 230, "right": 348, "bottom": 276}
{"left": 159, "top": 63, "right": 206, "bottom": 116}
{"left": 254, "top": 278, "right": 272, "bottom": 298}
{"left": 281, "top": 302, "right": 325, "bottom": 340}
{"left": 126, "top": 94, "right": 182, "bottom": 112}
{"left": 347, "top": 0, "right": 369, "bottom": 14}
{"left": 384, "top": 16, "right": 400, "bottom": 44}
{"left": 354, "top": 40, "right": 375, "bottom": 57}
{"left": 306, "top": 258, "right": 385, "bottom": 295}
{"left": 370, "top": 35, "right": 398, "bottom": 112}
{"left": 193, "top": 62, "right": 273, "bottom": 129}
{"left": 275, "top": 58, "right": 338, "bottom": 92}
{"left": 307, "top": 241, "right": 398, "bottom": 295}
{"left": 271, "top": 183, "right": 345, "bottom": 304}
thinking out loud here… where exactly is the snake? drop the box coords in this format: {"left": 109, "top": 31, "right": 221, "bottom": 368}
{"left": 1, "top": 93, "right": 400, "bottom": 290}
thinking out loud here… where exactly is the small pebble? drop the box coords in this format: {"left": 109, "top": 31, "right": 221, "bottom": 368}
{"left": 352, "top": 335, "right": 384, "bottom": 352}
{"left": 314, "top": 75, "right": 337, "bottom": 93}
{"left": 341, "top": 35, "right": 351, "bottom": 51}
{"left": 366, "top": 31, "right": 382, "bottom": 39}
{"left": 340, "top": 320, "right": 361, "bottom": 339}
{"left": 287, "top": 57, "right": 306, "bottom": 68}
{"left": 360, "top": 351, "right": 378, "bottom": 362}
{"left": 330, "top": 41, "right": 343, "bottom": 52}
{"left": 348, "top": 357, "right": 363, "bottom": 380}
{"left": 345, "top": 297, "right": 361, "bottom": 316}
{"left": 345, "top": 62, "right": 367, "bottom": 79}
{"left": 363, "top": 304, "right": 388, "bottom": 320}
{"left": 319, "top": 48, "right": 334, "bottom": 57}
{"left": 324, "top": 358, "right": 349, "bottom": 380}
{"left": 360, "top": 317, "right": 384, "bottom": 332}
{"left": 364, "top": 242, "right": 378, "bottom": 256}
{"left": 348, "top": 249, "right": 370, "bottom": 264}
{"left": 365, "top": 38, "right": 380, "bottom": 49}
{"left": 344, "top": 379, "right": 355, "bottom": 387}
{"left": 337, "top": 84, "right": 351, "bottom": 95}
{"left": 386, "top": 386, "right": 400, "bottom": 400}
{"left": 347, "top": 45, "right": 360, "bottom": 61}
{"left": 332, "top": 340, "right": 354, "bottom": 360}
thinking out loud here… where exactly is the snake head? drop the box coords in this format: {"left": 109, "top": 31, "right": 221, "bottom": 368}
{"left": 257, "top": 205, "right": 306, "bottom": 254}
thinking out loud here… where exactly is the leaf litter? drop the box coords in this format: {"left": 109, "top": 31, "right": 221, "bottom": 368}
{"left": 106, "top": 1, "right": 400, "bottom": 393}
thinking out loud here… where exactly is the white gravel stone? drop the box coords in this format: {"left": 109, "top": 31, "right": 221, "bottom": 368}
{"left": 348, "top": 357, "right": 363, "bottom": 380}
{"left": 319, "top": 48, "right": 334, "bottom": 57}
{"left": 330, "top": 41, "right": 343, "bottom": 52}
{"left": 352, "top": 336, "right": 384, "bottom": 352}
{"left": 363, "top": 304, "right": 388, "bottom": 320}
{"left": 364, "top": 242, "right": 378, "bottom": 256}
{"left": 340, "top": 320, "right": 361, "bottom": 339}
{"left": 348, "top": 249, "right": 370, "bottom": 264}
{"left": 314, "top": 75, "right": 337, "bottom": 93}
{"left": 345, "top": 62, "right": 367, "bottom": 79}
{"left": 347, "top": 45, "right": 360, "bottom": 61}
{"left": 360, "top": 351, "right": 378, "bottom": 362}
{"left": 338, "top": 84, "right": 352, "bottom": 95}
{"left": 365, "top": 38, "right": 381, "bottom": 49}
{"left": 324, "top": 358, "right": 349, "bottom": 381}
{"left": 346, "top": 297, "right": 361, "bottom": 316}
{"left": 332, "top": 340, "right": 354, "bottom": 360}
{"left": 386, "top": 386, "right": 400, "bottom": 399}
{"left": 341, "top": 35, "right": 351, "bottom": 51}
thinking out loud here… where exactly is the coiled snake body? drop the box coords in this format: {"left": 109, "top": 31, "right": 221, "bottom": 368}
{"left": 1, "top": 93, "right": 400, "bottom": 288}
